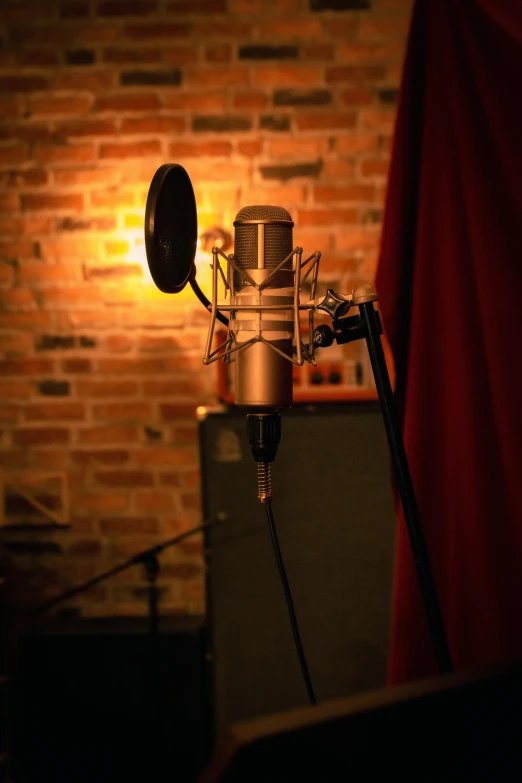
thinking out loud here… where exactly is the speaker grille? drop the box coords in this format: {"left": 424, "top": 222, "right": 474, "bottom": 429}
{"left": 234, "top": 205, "right": 293, "bottom": 270}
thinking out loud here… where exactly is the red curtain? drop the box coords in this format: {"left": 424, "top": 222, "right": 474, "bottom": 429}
{"left": 376, "top": 0, "right": 522, "bottom": 684}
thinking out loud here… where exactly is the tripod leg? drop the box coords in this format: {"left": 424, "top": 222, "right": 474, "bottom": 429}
{"left": 359, "top": 301, "right": 453, "bottom": 674}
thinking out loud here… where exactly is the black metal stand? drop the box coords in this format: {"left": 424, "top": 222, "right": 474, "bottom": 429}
{"left": 143, "top": 553, "right": 161, "bottom": 637}
{"left": 315, "top": 289, "right": 453, "bottom": 674}
{"left": 34, "top": 522, "right": 210, "bottom": 624}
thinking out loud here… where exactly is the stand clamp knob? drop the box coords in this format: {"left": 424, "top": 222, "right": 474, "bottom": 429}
{"left": 316, "top": 289, "right": 352, "bottom": 320}
{"left": 314, "top": 324, "right": 335, "bottom": 348}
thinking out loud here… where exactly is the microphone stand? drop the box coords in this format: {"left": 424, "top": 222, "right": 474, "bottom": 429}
{"left": 34, "top": 522, "right": 210, "bottom": 619}
{"left": 314, "top": 284, "right": 453, "bottom": 675}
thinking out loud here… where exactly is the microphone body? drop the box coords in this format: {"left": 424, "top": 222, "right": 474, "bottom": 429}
{"left": 232, "top": 205, "right": 294, "bottom": 411}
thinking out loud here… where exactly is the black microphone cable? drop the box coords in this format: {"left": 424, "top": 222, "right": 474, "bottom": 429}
{"left": 265, "top": 502, "right": 316, "bottom": 706}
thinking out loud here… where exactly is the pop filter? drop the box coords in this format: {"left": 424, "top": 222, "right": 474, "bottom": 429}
{"left": 144, "top": 163, "right": 197, "bottom": 293}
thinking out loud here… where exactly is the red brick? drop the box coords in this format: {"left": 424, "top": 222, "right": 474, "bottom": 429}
{"left": 56, "top": 119, "right": 118, "bottom": 138}
{"left": 60, "top": 1, "right": 90, "bottom": 17}
{"left": 19, "top": 50, "right": 60, "bottom": 67}
{"left": 259, "top": 20, "right": 322, "bottom": 37}
{"left": 0, "top": 331, "right": 34, "bottom": 354}
{"left": 23, "top": 192, "right": 84, "bottom": 212}
{"left": 140, "top": 378, "right": 200, "bottom": 396}
{"left": 0, "top": 405, "right": 19, "bottom": 423}
{"left": 338, "top": 41, "right": 404, "bottom": 64}
{"left": 361, "top": 158, "right": 390, "bottom": 177}
{"left": 29, "top": 96, "right": 93, "bottom": 117}
{"left": 335, "top": 134, "right": 379, "bottom": 154}
{"left": 168, "top": 140, "right": 232, "bottom": 158}
{"left": 95, "top": 470, "right": 154, "bottom": 486}
{"left": 0, "top": 241, "right": 38, "bottom": 260}
{"left": 166, "top": 0, "right": 226, "bottom": 11}
{"left": 0, "top": 215, "right": 25, "bottom": 234}
{"left": 125, "top": 23, "right": 190, "bottom": 39}
{"left": 135, "top": 490, "right": 176, "bottom": 513}
{"left": 23, "top": 216, "right": 55, "bottom": 234}
{"left": 181, "top": 493, "right": 200, "bottom": 510}
{"left": 298, "top": 208, "right": 359, "bottom": 226}
{"left": 72, "top": 450, "right": 130, "bottom": 465}
{"left": 105, "top": 333, "right": 134, "bottom": 352}
{"left": 98, "top": 0, "right": 158, "bottom": 14}
{"left": 245, "top": 184, "right": 306, "bottom": 204}
{"left": 28, "top": 449, "right": 69, "bottom": 469}
{"left": 204, "top": 44, "right": 231, "bottom": 63}
{"left": 303, "top": 44, "right": 334, "bottom": 61}
{"left": 162, "top": 562, "right": 202, "bottom": 579}
{"left": 0, "top": 263, "right": 15, "bottom": 289}
{"left": 341, "top": 89, "right": 374, "bottom": 106}
{"left": 0, "top": 145, "right": 28, "bottom": 166}
{"left": 33, "top": 144, "right": 96, "bottom": 164}
{"left": 0, "top": 380, "right": 32, "bottom": 399}
{"left": 360, "top": 108, "right": 397, "bottom": 132}
{"left": 0, "top": 358, "right": 53, "bottom": 375}
{"left": 267, "top": 137, "right": 327, "bottom": 157}
{"left": 96, "top": 93, "right": 161, "bottom": 112}
{"left": 91, "top": 189, "right": 135, "bottom": 208}
{"left": 42, "top": 288, "right": 100, "bottom": 309}
{"left": 237, "top": 140, "right": 263, "bottom": 157}
{"left": 0, "top": 450, "right": 25, "bottom": 469}
{"left": 325, "top": 65, "right": 388, "bottom": 83}
{"left": 76, "top": 492, "right": 129, "bottom": 512}
{"left": 99, "top": 140, "right": 161, "bottom": 159}
{"left": 68, "top": 539, "right": 103, "bottom": 556}
{"left": 194, "top": 20, "right": 251, "bottom": 37}
{"left": 0, "top": 191, "right": 20, "bottom": 211}
{"left": 77, "top": 380, "right": 138, "bottom": 397}
{"left": 0, "top": 75, "right": 47, "bottom": 92}
{"left": 53, "top": 71, "right": 117, "bottom": 91}
{"left": 172, "top": 425, "right": 198, "bottom": 444}
{"left": 160, "top": 404, "right": 198, "bottom": 420}
{"left": 105, "top": 240, "right": 130, "bottom": 256}
{"left": 1, "top": 169, "right": 48, "bottom": 187}
{"left": 185, "top": 67, "right": 249, "bottom": 88}
{"left": 52, "top": 169, "right": 112, "bottom": 187}
{"left": 25, "top": 402, "right": 85, "bottom": 421}
{"left": 323, "top": 18, "right": 360, "bottom": 38}
{"left": 322, "top": 161, "right": 355, "bottom": 179}
{"left": 13, "top": 427, "right": 70, "bottom": 445}
{"left": 120, "top": 115, "right": 187, "bottom": 134}
{"left": 61, "top": 358, "right": 92, "bottom": 373}
{"left": 233, "top": 92, "right": 268, "bottom": 111}
{"left": 159, "top": 472, "right": 182, "bottom": 487}
{"left": 0, "top": 311, "right": 52, "bottom": 328}
{"left": 162, "top": 46, "right": 199, "bottom": 66}
{"left": 93, "top": 402, "right": 153, "bottom": 420}
{"left": 103, "top": 47, "right": 160, "bottom": 63}
{"left": 78, "top": 426, "right": 139, "bottom": 444}
{"left": 0, "top": 124, "right": 54, "bottom": 143}
{"left": 254, "top": 66, "right": 322, "bottom": 87}
{"left": 314, "top": 184, "right": 375, "bottom": 202}
{"left": 295, "top": 113, "right": 356, "bottom": 131}
{"left": 134, "top": 447, "right": 196, "bottom": 466}
{"left": 100, "top": 516, "right": 160, "bottom": 534}
{"left": 97, "top": 357, "right": 165, "bottom": 373}
{"left": 1, "top": 288, "right": 37, "bottom": 311}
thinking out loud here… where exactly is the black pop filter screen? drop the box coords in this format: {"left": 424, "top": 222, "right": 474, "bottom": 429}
{"left": 145, "top": 163, "right": 198, "bottom": 294}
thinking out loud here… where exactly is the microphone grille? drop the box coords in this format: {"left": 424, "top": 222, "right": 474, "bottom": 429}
{"left": 235, "top": 205, "right": 292, "bottom": 222}
{"left": 234, "top": 205, "right": 293, "bottom": 270}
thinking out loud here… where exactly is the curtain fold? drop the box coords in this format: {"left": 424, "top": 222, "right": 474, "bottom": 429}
{"left": 376, "top": 0, "right": 522, "bottom": 684}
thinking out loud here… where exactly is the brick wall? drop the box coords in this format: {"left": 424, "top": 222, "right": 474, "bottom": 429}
{"left": 0, "top": 0, "right": 412, "bottom": 619}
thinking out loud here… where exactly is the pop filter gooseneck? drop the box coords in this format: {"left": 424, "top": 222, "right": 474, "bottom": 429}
{"left": 144, "top": 163, "right": 228, "bottom": 326}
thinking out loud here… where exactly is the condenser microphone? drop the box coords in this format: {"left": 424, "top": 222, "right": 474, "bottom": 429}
{"left": 143, "top": 163, "right": 321, "bottom": 502}
{"left": 232, "top": 205, "right": 294, "bottom": 411}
